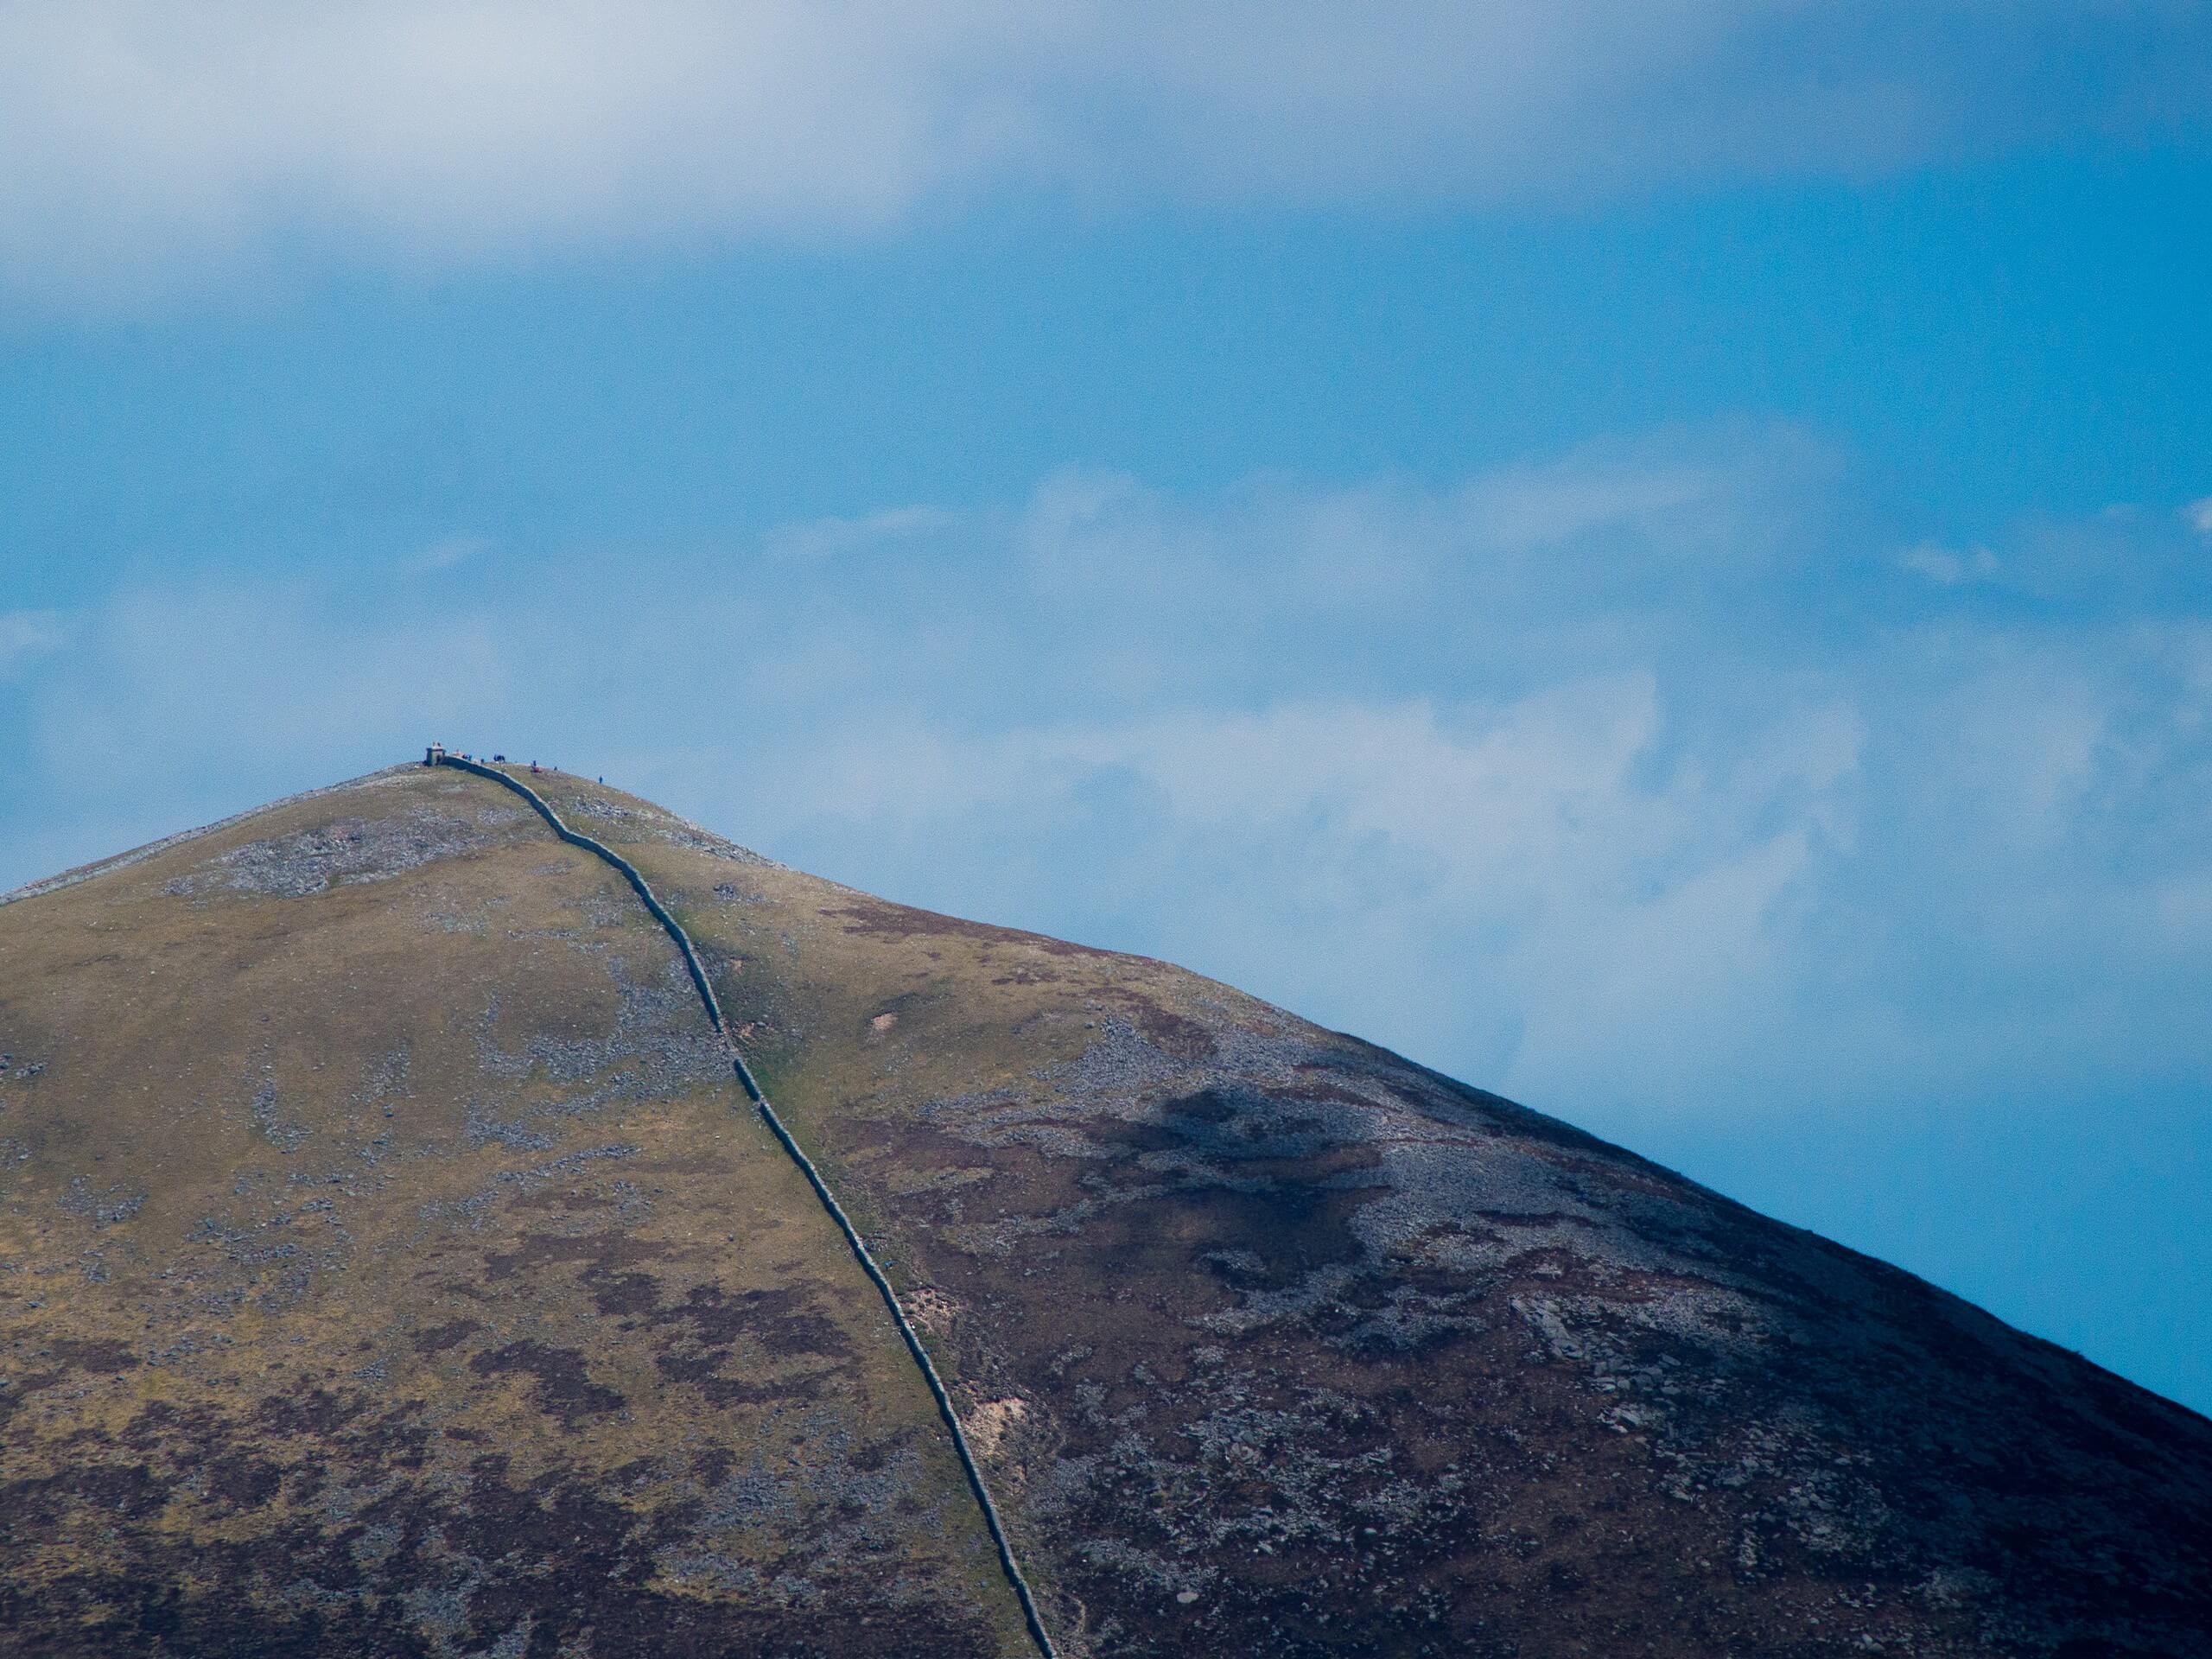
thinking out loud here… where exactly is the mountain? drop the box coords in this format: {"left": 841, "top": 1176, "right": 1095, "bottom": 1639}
{"left": 3, "top": 761, "right": 2207, "bottom": 1658}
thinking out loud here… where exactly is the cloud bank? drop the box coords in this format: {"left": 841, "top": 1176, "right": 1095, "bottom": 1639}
{"left": 2, "top": 1, "right": 2207, "bottom": 299}
{"left": 7, "top": 428, "right": 2209, "bottom": 1146}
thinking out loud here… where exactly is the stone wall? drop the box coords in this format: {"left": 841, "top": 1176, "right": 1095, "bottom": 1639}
{"left": 435, "top": 755, "right": 1061, "bottom": 1659}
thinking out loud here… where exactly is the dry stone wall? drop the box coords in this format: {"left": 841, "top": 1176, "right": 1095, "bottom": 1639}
{"left": 435, "top": 754, "right": 1061, "bottom": 1659}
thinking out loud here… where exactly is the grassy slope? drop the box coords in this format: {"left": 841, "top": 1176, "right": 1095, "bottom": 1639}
{"left": 0, "top": 767, "right": 1031, "bottom": 1658}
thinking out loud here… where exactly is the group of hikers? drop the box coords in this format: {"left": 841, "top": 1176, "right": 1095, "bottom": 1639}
{"left": 424, "top": 743, "right": 550, "bottom": 776}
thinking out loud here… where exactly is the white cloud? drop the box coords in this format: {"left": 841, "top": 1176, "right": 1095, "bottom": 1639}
{"left": 22, "top": 584, "right": 512, "bottom": 808}
{"left": 404, "top": 534, "right": 493, "bottom": 574}
{"left": 1899, "top": 542, "right": 1999, "bottom": 584}
{"left": 2185, "top": 496, "right": 2212, "bottom": 537}
{"left": 0, "top": 608, "right": 70, "bottom": 676}
{"left": 0, "top": 2, "right": 2205, "bottom": 301}
{"left": 1454, "top": 452, "right": 1730, "bottom": 553}
{"left": 762, "top": 505, "right": 959, "bottom": 563}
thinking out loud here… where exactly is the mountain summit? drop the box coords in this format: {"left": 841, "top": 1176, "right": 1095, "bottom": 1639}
{"left": 3, "top": 762, "right": 2207, "bottom": 1657}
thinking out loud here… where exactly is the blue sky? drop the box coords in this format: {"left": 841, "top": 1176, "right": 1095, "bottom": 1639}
{"left": 3, "top": 3, "right": 2209, "bottom": 1412}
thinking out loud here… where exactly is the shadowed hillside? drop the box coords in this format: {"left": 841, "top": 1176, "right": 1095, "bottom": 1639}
{"left": 3, "top": 764, "right": 2208, "bottom": 1657}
